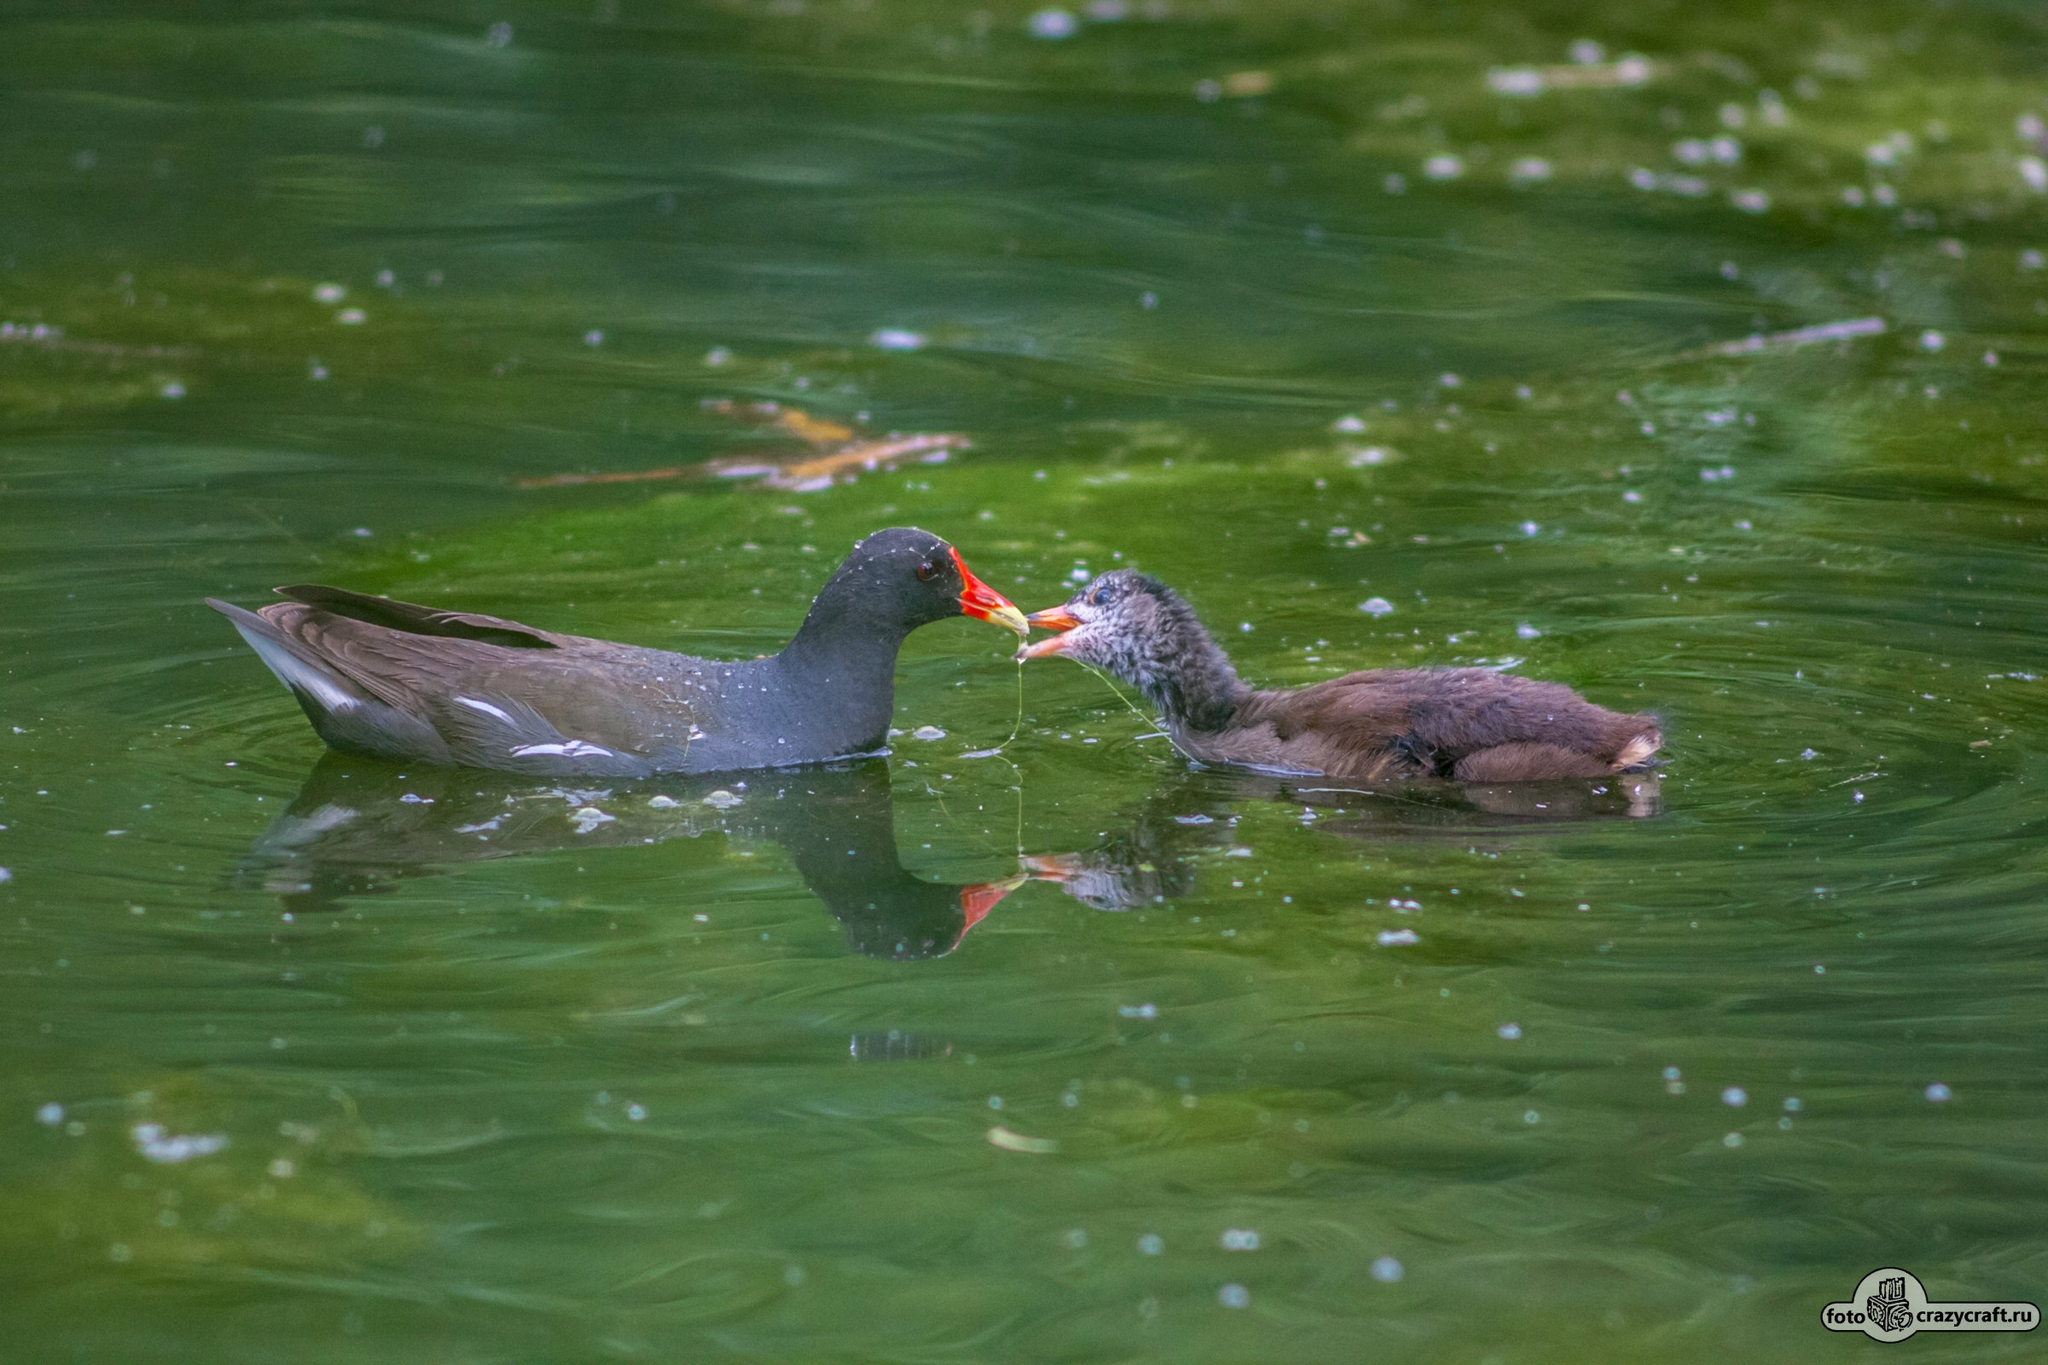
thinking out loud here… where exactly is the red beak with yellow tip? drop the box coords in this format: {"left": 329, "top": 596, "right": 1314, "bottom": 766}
{"left": 951, "top": 547, "right": 1029, "bottom": 636}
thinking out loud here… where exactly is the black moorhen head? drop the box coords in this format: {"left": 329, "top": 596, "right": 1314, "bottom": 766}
{"left": 1023, "top": 568, "right": 1661, "bottom": 783}
{"left": 208, "top": 527, "right": 1028, "bottom": 778}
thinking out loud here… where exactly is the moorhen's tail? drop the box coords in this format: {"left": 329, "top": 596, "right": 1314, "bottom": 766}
{"left": 205, "top": 597, "right": 451, "bottom": 761}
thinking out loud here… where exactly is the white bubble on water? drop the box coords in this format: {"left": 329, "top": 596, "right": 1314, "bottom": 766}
{"left": 1360, "top": 597, "right": 1394, "bottom": 616}
{"left": 1920, "top": 329, "right": 1946, "bottom": 351}
{"left": 869, "top": 328, "right": 926, "bottom": 351}
{"left": 1497, "top": 1023, "right": 1523, "bottom": 1040}
{"left": 626, "top": 1103, "right": 647, "bottom": 1121}
{"left": 1028, "top": 8, "right": 1079, "bottom": 39}
{"left": 1516, "top": 623, "right": 1541, "bottom": 639}
{"left": 132, "top": 1124, "right": 228, "bottom": 1164}
{"left": 1219, "top": 1283, "right": 1250, "bottom": 1308}
{"left": 1722, "top": 1087, "right": 1747, "bottom": 1107}
{"left": 37, "top": 1102, "right": 62, "bottom": 1125}
{"left": 1371, "top": 1255, "right": 1405, "bottom": 1282}
{"left": 1221, "top": 1228, "right": 1261, "bottom": 1250}
{"left": 487, "top": 21, "right": 513, "bottom": 46}
{"left": 1377, "top": 928, "right": 1419, "bottom": 946}
{"left": 313, "top": 283, "right": 346, "bottom": 304}
{"left": 911, "top": 726, "right": 946, "bottom": 741}
{"left": 1423, "top": 154, "right": 1465, "bottom": 181}
{"left": 1925, "top": 1083, "right": 1952, "bottom": 1102}
{"left": 1138, "top": 1233, "right": 1164, "bottom": 1255}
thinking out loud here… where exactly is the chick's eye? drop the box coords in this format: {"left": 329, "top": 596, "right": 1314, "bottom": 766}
{"left": 1090, "top": 584, "right": 1116, "bottom": 606}
{"left": 915, "top": 559, "right": 940, "bottom": 582}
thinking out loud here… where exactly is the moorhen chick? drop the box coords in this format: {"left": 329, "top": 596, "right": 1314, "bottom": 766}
{"left": 1022, "top": 570, "right": 1660, "bottom": 783}
{"left": 208, "top": 527, "right": 1028, "bottom": 777}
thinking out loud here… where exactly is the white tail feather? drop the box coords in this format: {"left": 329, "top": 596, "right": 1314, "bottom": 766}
{"left": 1615, "top": 732, "right": 1658, "bottom": 771}
{"left": 236, "top": 627, "right": 360, "bottom": 714}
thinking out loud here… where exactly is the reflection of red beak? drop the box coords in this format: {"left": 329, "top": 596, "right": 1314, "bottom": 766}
{"left": 950, "top": 547, "right": 1029, "bottom": 636}
{"left": 1020, "top": 604, "right": 1081, "bottom": 659}
{"left": 957, "top": 873, "right": 1027, "bottom": 936}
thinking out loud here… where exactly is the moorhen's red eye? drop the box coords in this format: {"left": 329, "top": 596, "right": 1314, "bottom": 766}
{"left": 915, "top": 559, "right": 939, "bottom": 582}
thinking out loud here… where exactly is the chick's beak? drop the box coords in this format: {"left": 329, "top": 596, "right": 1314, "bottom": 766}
{"left": 1019, "top": 603, "right": 1082, "bottom": 659}
{"left": 950, "top": 547, "right": 1029, "bottom": 636}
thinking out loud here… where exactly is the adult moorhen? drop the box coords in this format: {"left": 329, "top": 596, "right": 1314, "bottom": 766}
{"left": 1021, "top": 570, "right": 1660, "bottom": 783}
{"left": 208, "top": 527, "right": 1028, "bottom": 777}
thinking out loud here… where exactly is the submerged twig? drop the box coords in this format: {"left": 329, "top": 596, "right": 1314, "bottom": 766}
{"left": 516, "top": 400, "right": 970, "bottom": 491}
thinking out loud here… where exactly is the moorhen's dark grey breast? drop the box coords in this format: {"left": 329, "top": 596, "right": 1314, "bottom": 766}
{"left": 1022, "top": 569, "right": 1661, "bottom": 784}
{"left": 208, "top": 527, "right": 1027, "bottom": 777}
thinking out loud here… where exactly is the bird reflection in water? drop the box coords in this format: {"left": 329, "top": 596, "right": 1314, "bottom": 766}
{"left": 238, "top": 755, "right": 1024, "bottom": 960}
{"left": 1023, "top": 767, "right": 1662, "bottom": 911}
{"left": 240, "top": 754, "right": 1660, "bottom": 949}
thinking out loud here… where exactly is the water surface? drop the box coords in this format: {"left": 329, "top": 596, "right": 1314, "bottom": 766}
{"left": 4, "top": 3, "right": 2047, "bottom": 1360}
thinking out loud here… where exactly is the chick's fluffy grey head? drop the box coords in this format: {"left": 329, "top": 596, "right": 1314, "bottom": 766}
{"left": 1023, "top": 570, "right": 1244, "bottom": 732}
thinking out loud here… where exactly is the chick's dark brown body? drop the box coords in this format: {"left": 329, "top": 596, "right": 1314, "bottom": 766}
{"left": 1206, "top": 667, "right": 1658, "bottom": 781}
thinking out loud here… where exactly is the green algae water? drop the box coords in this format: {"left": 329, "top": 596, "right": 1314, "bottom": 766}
{"left": 4, "top": 3, "right": 2047, "bottom": 1360}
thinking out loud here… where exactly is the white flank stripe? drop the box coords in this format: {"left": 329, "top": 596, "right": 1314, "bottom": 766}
{"left": 511, "top": 740, "right": 614, "bottom": 759}
{"left": 454, "top": 696, "right": 516, "bottom": 725}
